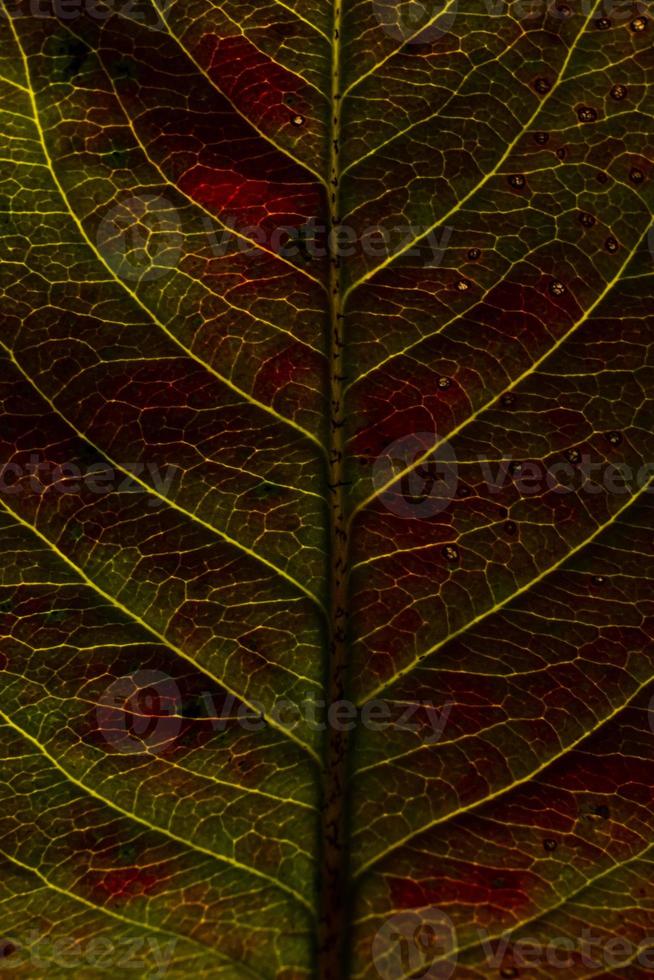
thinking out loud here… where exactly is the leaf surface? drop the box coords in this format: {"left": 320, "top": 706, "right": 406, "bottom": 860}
{"left": 0, "top": 1, "right": 653, "bottom": 977}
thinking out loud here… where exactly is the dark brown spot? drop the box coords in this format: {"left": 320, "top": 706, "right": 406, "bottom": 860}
{"left": 596, "top": 171, "right": 609, "bottom": 183}
{"left": 595, "top": 16, "right": 611, "bottom": 29}
{"left": 442, "top": 545, "right": 459, "bottom": 562}
{"left": 566, "top": 448, "right": 581, "bottom": 464}
{"left": 501, "top": 392, "right": 516, "bottom": 407}
{"left": 534, "top": 77, "right": 551, "bottom": 94}
{"left": 508, "top": 174, "right": 525, "bottom": 189}
{"left": 543, "top": 838, "right": 558, "bottom": 851}
{"left": 549, "top": 279, "right": 565, "bottom": 296}
{"left": 604, "top": 236, "right": 619, "bottom": 253}
{"left": 579, "top": 212, "right": 595, "bottom": 227}
{"left": 630, "top": 16, "right": 648, "bottom": 32}
{"left": 438, "top": 376, "right": 452, "bottom": 390}
{"left": 556, "top": 147, "right": 567, "bottom": 160}
{"left": 606, "top": 430, "right": 622, "bottom": 446}
{"left": 290, "top": 114, "right": 305, "bottom": 127}
{"left": 504, "top": 520, "right": 517, "bottom": 535}
{"left": 578, "top": 106, "right": 597, "bottom": 122}
{"left": 630, "top": 167, "right": 644, "bottom": 183}
{"left": 533, "top": 131, "right": 549, "bottom": 144}
{"left": 610, "top": 83, "right": 627, "bottom": 100}
{"left": 467, "top": 247, "right": 481, "bottom": 260}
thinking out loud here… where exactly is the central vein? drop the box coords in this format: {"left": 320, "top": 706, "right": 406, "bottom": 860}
{"left": 317, "top": 0, "right": 351, "bottom": 976}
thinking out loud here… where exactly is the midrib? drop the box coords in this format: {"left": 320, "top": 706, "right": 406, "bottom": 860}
{"left": 317, "top": 0, "right": 351, "bottom": 976}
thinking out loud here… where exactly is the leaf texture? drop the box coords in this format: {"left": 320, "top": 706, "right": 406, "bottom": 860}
{"left": 0, "top": 0, "right": 653, "bottom": 977}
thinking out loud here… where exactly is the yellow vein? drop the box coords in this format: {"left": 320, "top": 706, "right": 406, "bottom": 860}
{"left": 77, "top": 13, "right": 327, "bottom": 298}
{"left": 360, "top": 455, "right": 654, "bottom": 707}
{"left": 393, "top": 832, "right": 654, "bottom": 978}
{"left": 340, "top": 0, "right": 459, "bottom": 101}
{"left": 352, "top": 217, "right": 652, "bottom": 521}
{"left": 0, "top": 847, "right": 261, "bottom": 978}
{"left": 0, "top": 708, "right": 315, "bottom": 915}
{"left": 267, "top": 0, "right": 331, "bottom": 42}
{"left": 354, "top": 671, "right": 654, "bottom": 878}
{"left": 6, "top": 13, "right": 325, "bottom": 456}
{"left": 342, "top": 0, "right": 604, "bottom": 303}
{"left": 151, "top": 1, "right": 330, "bottom": 190}
{"left": 0, "top": 496, "right": 321, "bottom": 764}
{"left": 0, "top": 339, "right": 326, "bottom": 614}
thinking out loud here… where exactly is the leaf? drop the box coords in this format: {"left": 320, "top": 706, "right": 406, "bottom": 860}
{"left": 0, "top": 1, "right": 652, "bottom": 978}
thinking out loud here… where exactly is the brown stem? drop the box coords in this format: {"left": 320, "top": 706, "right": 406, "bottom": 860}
{"left": 317, "top": 2, "right": 350, "bottom": 976}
